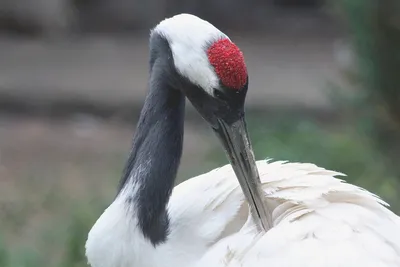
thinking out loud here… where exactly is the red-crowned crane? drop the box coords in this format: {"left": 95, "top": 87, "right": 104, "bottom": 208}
{"left": 85, "top": 13, "right": 400, "bottom": 267}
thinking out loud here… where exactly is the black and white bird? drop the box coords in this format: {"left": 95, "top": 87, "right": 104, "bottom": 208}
{"left": 85, "top": 13, "right": 400, "bottom": 267}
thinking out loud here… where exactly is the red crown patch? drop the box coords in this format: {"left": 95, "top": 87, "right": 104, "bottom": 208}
{"left": 207, "top": 38, "right": 247, "bottom": 90}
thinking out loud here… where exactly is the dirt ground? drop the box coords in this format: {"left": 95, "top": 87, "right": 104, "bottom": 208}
{"left": 0, "top": 114, "right": 216, "bottom": 193}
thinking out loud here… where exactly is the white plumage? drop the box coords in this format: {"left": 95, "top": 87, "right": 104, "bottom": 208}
{"left": 85, "top": 13, "right": 400, "bottom": 267}
{"left": 86, "top": 160, "right": 400, "bottom": 267}
{"left": 154, "top": 13, "right": 227, "bottom": 95}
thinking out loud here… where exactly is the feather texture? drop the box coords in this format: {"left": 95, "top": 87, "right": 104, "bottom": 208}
{"left": 86, "top": 159, "right": 400, "bottom": 267}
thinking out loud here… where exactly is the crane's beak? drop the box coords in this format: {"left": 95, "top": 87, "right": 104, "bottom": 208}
{"left": 212, "top": 117, "right": 271, "bottom": 232}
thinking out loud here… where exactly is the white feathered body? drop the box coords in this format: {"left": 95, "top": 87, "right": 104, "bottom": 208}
{"left": 86, "top": 160, "right": 400, "bottom": 267}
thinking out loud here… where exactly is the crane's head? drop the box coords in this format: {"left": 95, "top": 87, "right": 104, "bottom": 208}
{"left": 151, "top": 14, "right": 270, "bottom": 231}
{"left": 151, "top": 13, "right": 248, "bottom": 126}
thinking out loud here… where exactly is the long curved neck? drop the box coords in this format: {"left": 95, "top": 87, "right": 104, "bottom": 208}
{"left": 118, "top": 67, "right": 185, "bottom": 245}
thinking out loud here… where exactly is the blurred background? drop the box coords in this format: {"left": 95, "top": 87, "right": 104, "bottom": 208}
{"left": 0, "top": 0, "right": 399, "bottom": 266}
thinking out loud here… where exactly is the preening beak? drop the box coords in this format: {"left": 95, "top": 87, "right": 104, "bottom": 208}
{"left": 213, "top": 116, "right": 271, "bottom": 232}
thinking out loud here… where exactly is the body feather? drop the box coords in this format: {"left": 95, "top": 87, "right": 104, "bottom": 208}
{"left": 86, "top": 160, "right": 400, "bottom": 267}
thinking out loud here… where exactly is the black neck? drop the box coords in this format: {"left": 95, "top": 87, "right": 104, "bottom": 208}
{"left": 118, "top": 62, "right": 185, "bottom": 245}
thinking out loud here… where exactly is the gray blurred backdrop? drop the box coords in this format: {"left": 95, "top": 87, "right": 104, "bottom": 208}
{"left": 1, "top": 1, "right": 399, "bottom": 266}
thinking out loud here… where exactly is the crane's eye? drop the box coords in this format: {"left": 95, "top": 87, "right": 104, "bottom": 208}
{"left": 213, "top": 89, "right": 228, "bottom": 102}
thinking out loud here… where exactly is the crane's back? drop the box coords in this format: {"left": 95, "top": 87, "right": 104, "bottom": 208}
{"left": 86, "top": 159, "right": 400, "bottom": 267}
{"left": 173, "top": 160, "right": 400, "bottom": 267}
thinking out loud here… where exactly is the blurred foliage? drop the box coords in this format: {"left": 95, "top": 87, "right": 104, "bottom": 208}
{"left": 0, "top": 198, "right": 108, "bottom": 267}
{"left": 0, "top": 160, "right": 118, "bottom": 267}
{"left": 335, "top": 0, "right": 400, "bottom": 171}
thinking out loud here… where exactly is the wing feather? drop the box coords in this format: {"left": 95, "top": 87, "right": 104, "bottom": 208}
{"left": 168, "top": 160, "right": 400, "bottom": 267}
